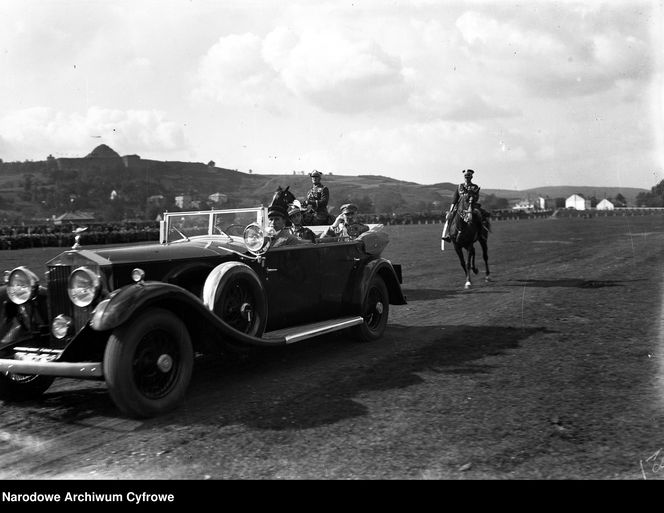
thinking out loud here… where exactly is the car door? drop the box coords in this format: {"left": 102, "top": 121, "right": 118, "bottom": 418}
{"left": 316, "top": 239, "right": 364, "bottom": 318}
{"left": 263, "top": 244, "right": 321, "bottom": 330}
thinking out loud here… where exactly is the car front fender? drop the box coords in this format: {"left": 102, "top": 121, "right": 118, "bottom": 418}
{"left": 89, "top": 281, "right": 205, "bottom": 332}
{"left": 89, "top": 281, "right": 290, "bottom": 349}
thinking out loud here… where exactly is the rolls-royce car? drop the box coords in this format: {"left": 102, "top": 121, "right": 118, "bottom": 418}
{"left": 0, "top": 207, "right": 406, "bottom": 418}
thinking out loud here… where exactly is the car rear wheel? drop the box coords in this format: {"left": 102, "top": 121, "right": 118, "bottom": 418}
{"left": 353, "top": 275, "right": 389, "bottom": 342}
{"left": 0, "top": 373, "right": 55, "bottom": 401}
{"left": 103, "top": 308, "right": 193, "bottom": 418}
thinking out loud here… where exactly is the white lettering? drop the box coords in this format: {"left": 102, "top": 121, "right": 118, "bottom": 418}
{"left": 64, "top": 492, "right": 123, "bottom": 502}
{"left": 1, "top": 492, "right": 61, "bottom": 502}
{"left": 126, "top": 492, "right": 175, "bottom": 504}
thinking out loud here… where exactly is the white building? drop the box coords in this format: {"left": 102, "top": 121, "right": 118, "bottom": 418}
{"left": 565, "top": 194, "right": 591, "bottom": 210}
{"left": 512, "top": 200, "right": 534, "bottom": 211}
{"left": 596, "top": 199, "right": 615, "bottom": 210}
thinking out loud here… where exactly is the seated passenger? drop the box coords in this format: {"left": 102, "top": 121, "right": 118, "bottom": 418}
{"left": 267, "top": 205, "right": 307, "bottom": 248}
{"left": 288, "top": 203, "right": 316, "bottom": 242}
{"left": 324, "top": 203, "right": 370, "bottom": 239}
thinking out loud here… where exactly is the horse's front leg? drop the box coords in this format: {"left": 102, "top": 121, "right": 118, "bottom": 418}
{"left": 454, "top": 246, "right": 470, "bottom": 288}
{"left": 464, "top": 248, "right": 473, "bottom": 289}
{"left": 470, "top": 244, "right": 478, "bottom": 275}
{"left": 479, "top": 238, "right": 490, "bottom": 282}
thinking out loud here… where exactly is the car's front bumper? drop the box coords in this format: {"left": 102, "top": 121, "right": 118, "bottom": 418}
{"left": 0, "top": 358, "right": 103, "bottom": 378}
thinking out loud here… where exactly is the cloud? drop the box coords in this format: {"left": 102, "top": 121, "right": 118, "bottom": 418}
{"left": 271, "top": 28, "right": 409, "bottom": 113}
{"left": 193, "top": 24, "right": 409, "bottom": 114}
{"left": 191, "top": 32, "right": 289, "bottom": 111}
{"left": 455, "top": 7, "right": 653, "bottom": 98}
{"left": 0, "top": 107, "right": 186, "bottom": 160}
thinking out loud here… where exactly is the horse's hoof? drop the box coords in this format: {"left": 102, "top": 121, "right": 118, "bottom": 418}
{"left": 464, "top": 282, "right": 471, "bottom": 289}
{"left": 485, "top": 276, "right": 491, "bottom": 282}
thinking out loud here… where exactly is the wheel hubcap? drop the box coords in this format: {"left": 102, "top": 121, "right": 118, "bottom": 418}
{"left": 156, "top": 354, "right": 173, "bottom": 373}
{"left": 375, "top": 301, "right": 384, "bottom": 314}
{"left": 240, "top": 302, "right": 253, "bottom": 323}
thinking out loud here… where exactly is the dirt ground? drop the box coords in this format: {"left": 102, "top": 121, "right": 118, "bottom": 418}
{"left": 1, "top": 214, "right": 663, "bottom": 480}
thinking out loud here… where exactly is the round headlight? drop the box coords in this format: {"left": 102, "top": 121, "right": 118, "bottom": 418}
{"left": 68, "top": 267, "right": 101, "bottom": 307}
{"left": 6, "top": 267, "right": 39, "bottom": 305}
{"left": 243, "top": 223, "right": 270, "bottom": 254}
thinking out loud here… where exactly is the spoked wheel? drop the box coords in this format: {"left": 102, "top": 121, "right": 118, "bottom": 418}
{"left": 352, "top": 275, "right": 389, "bottom": 342}
{"left": 216, "top": 277, "right": 260, "bottom": 333}
{"left": 104, "top": 308, "right": 193, "bottom": 418}
{"left": 206, "top": 263, "right": 267, "bottom": 337}
{"left": 0, "top": 373, "right": 55, "bottom": 401}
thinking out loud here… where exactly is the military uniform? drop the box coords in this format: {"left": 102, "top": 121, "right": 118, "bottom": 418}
{"left": 304, "top": 170, "right": 330, "bottom": 225}
{"left": 324, "top": 203, "right": 369, "bottom": 239}
{"left": 267, "top": 205, "right": 305, "bottom": 248}
{"left": 443, "top": 169, "right": 485, "bottom": 242}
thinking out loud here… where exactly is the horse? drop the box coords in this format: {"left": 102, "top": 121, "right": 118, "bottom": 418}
{"left": 269, "top": 186, "right": 296, "bottom": 226}
{"left": 448, "top": 198, "right": 491, "bottom": 289}
{"left": 270, "top": 185, "right": 335, "bottom": 226}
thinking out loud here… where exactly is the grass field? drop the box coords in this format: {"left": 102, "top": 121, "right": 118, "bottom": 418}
{"left": 1, "top": 214, "right": 664, "bottom": 478}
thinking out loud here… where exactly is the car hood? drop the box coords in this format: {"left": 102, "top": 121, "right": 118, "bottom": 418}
{"left": 91, "top": 239, "right": 250, "bottom": 265}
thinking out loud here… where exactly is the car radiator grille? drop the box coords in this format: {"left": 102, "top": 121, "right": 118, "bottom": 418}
{"left": 47, "top": 265, "right": 93, "bottom": 333}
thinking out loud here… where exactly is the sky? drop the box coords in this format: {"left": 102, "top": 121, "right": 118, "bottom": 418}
{"left": 0, "top": 0, "right": 662, "bottom": 190}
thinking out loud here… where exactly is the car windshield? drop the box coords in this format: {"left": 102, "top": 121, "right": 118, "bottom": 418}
{"left": 161, "top": 208, "right": 264, "bottom": 243}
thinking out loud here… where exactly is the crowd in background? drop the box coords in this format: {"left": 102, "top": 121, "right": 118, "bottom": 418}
{"left": 0, "top": 207, "right": 660, "bottom": 251}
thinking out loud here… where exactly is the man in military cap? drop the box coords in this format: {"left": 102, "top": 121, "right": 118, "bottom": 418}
{"left": 442, "top": 169, "right": 485, "bottom": 242}
{"left": 324, "top": 203, "right": 369, "bottom": 239}
{"left": 287, "top": 202, "right": 316, "bottom": 242}
{"left": 267, "top": 204, "right": 304, "bottom": 248}
{"left": 303, "top": 170, "right": 331, "bottom": 225}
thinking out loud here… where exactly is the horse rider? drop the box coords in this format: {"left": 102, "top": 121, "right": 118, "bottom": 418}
{"left": 442, "top": 169, "right": 485, "bottom": 243}
{"left": 303, "top": 170, "right": 330, "bottom": 225}
{"left": 287, "top": 201, "right": 316, "bottom": 242}
{"left": 324, "top": 203, "right": 370, "bottom": 239}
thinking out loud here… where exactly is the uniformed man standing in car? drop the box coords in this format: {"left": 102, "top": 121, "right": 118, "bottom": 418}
{"left": 303, "top": 170, "right": 330, "bottom": 225}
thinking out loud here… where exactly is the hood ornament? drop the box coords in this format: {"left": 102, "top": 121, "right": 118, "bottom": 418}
{"left": 72, "top": 226, "right": 88, "bottom": 249}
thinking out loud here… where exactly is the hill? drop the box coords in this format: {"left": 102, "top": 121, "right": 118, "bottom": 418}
{"left": 0, "top": 145, "right": 650, "bottom": 223}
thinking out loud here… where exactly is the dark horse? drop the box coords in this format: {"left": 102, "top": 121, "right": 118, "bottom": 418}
{"left": 448, "top": 198, "right": 491, "bottom": 289}
{"left": 269, "top": 186, "right": 296, "bottom": 225}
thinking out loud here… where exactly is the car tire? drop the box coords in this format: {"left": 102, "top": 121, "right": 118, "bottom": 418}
{"left": 352, "top": 275, "right": 389, "bottom": 342}
{"left": 103, "top": 308, "right": 193, "bottom": 418}
{"left": 0, "top": 373, "right": 55, "bottom": 402}
{"left": 204, "top": 263, "right": 267, "bottom": 337}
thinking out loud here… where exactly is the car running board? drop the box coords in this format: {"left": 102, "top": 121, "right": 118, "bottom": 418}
{"left": 261, "top": 316, "right": 364, "bottom": 344}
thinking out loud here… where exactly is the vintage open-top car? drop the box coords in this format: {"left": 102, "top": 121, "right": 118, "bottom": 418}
{"left": 0, "top": 206, "right": 406, "bottom": 418}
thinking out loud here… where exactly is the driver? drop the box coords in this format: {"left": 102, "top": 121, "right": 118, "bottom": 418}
{"left": 267, "top": 205, "right": 307, "bottom": 248}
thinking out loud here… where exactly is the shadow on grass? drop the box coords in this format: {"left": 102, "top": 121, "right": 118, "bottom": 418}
{"left": 174, "top": 324, "right": 553, "bottom": 431}
{"left": 13, "top": 325, "right": 552, "bottom": 430}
